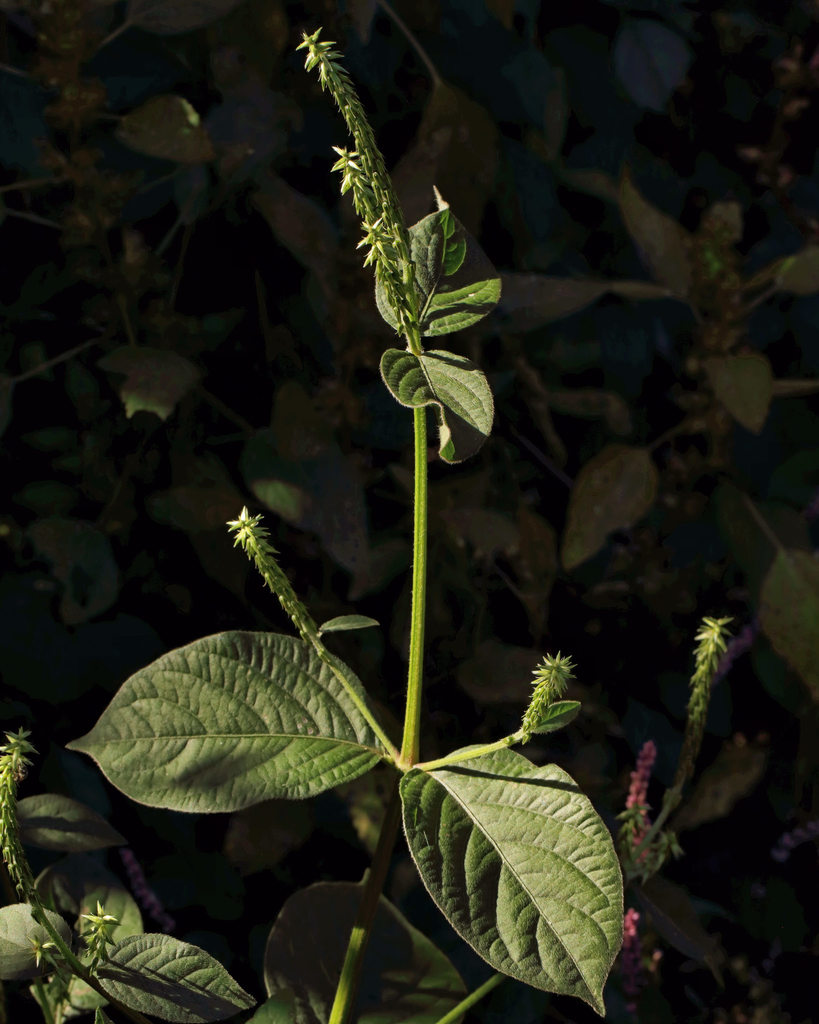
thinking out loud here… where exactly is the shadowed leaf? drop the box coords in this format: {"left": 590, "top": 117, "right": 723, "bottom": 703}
{"left": 619, "top": 169, "right": 691, "bottom": 297}
{"left": 561, "top": 445, "right": 658, "bottom": 570}
{"left": 117, "top": 96, "right": 214, "bottom": 163}
{"left": 704, "top": 353, "right": 772, "bottom": 434}
{"left": 18, "top": 794, "right": 125, "bottom": 851}
{"left": 263, "top": 881, "right": 465, "bottom": 1024}
{"left": 99, "top": 347, "right": 200, "bottom": 420}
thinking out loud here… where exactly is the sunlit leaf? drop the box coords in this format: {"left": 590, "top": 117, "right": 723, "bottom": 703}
{"left": 528, "top": 699, "right": 582, "bottom": 735}
{"left": 0, "top": 904, "right": 72, "bottom": 981}
{"left": 126, "top": 0, "right": 248, "bottom": 35}
{"left": 99, "top": 347, "right": 200, "bottom": 421}
{"left": 401, "top": 749, "right": 623, "bottom": 1015}
{"left": 376, "top": 205, "right": 500, "bottom": 336}
{"left": 561, "top": 445, "right": 658, "bottom": 570}
{"left": 380, "top": 349, "right": 493, "bottom": 463}
{"left": 18, "top": 794, "right": 125, "bottom": 852}
{"left": 98, "top": 933, "right": 255, "bottom": 1022}
{"left": 247, "top": 990, "right": 297, "bottom": 1024}
{"left": 263, "top": 881, "right": 466, "bottom": 1024}
{"left": 704, "top": 353, "right": 772, "bottom": 434}
{"left": 318, "top": 615, "right": 380, "bottom": 635}
{"left": 759, "top": 549, "right": 819, "bottom": 700}
{"left": 67, "top": 632, "right": 384, "bottom": 811}
{"left": 619, "top": 168, "right": 691, "bottom": 297}
{"left": 117, "top": 96, "right": 214, "bottom": 163}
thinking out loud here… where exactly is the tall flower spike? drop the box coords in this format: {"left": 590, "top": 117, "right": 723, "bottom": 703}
{"left": 0, "top": 729, "right": 37, "bottom": 900}
{"left": 298, "top": 28, "right": 420, "bottom": 348}
{"left": 673, "top": 616, "right": 732, "bottom": 791}
{"left": 227, "top": 508, "right": 319, "bottom": 642}
{"left": 520, "top": 652, "right": 576, "bottom": 742}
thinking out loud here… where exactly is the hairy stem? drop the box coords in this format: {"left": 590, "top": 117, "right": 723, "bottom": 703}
{"left": 416, "top": 730, "right": 524, "bottom": 772}
{"left": 400, "top": 406, "right": 429, "bottom": 766}
{"left": 327, "top": 780, "right": 402, "bottom": 1024}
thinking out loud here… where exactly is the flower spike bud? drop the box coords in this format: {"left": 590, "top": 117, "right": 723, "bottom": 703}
{"left": 673, "top": 616, "right": 732, "bottom": 791}
{"left": 520, "top": 652, "right": 576, "bottom": 742}
{"left": 0, "top": 729, "right": 38, "bottom": 900}
{"left": 227, "top": 508, "right": 319, "bottom": 642}
{"left": 298, "top": 28, "right": 420, "bottom": 347}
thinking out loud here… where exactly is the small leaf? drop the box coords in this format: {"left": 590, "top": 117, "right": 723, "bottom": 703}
{"left": 318, "top": 615, "right": 380, "bottom": 635}
{"left": 67, "top": 631, "right": 383, "bottom": 811}
{"left": 494, "top": 274, "right": 674, "bottom": 331}
{"left": 759, "top": 549, "right": 819, "bottom": 700}
{"left": 528, "top": 699, "right": 581, "bottom": 735}
{"left": 619, "top": 168, "right": 692, "bottom": 297}
{"left": 117, "top": 96, "right": 214, "bottom": 163}
{"left": 18, "top": 794, "right": 125, "bottom": 851}
{"left": 380, "top": 349, "right": 493, "bottom": 463}
{"left": 614, "top": 19, "right": 692, "bottom": 111}
{"left": 126, "top": 0, "right": 248, "bottom": 35}
{"left": 263, "top": 881, "right": 466, "bottom": 1024}
{"left": 95, "top": 1010, "right": 115, "bottom": 1024}
{"left": 0, "top": 904, "right": 72, "bottom": 981}
{"left": 703, "top": 353, "right": 772, "bottom": 433}
{"left": 401, "top": 749, "right": 623, "bottom": 1015}
{"left": 561, "top": 445, "right": 658, "bottom": 570}
{"left": 375, "top": 207, "right": 500, "bottom": 336}
{"left": 99, "top": 347, "right": 200, "bottom": 420}
{"left": 98, "top": 933, "right": 255, "bottom": 1022}
{"left": 775, "top": 245, "right": 819, "bottom": 295}
{"left": 28, "top": 518, "right": 119, "bottom": 625}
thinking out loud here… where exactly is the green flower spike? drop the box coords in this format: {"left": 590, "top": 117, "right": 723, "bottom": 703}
{"left": 520, "top": 652, "right": 577, "bottom": 742}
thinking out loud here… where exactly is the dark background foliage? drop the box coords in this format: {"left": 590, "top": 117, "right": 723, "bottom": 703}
{"left": 1, "top": 0, "right": 818, "bottom": 1021}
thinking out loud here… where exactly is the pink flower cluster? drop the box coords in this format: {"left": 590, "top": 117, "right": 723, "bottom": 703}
{"left": 621, "top": 907, "right": 642, "bottom": 1013}
{"left": 771, "top": 819, "right": 819, "bottom": 863}
{"left": 626, "top": 740, "right": 657, "bottom": 849}
{"left": 119, "top": 847, "right": 176, "bottom": 933}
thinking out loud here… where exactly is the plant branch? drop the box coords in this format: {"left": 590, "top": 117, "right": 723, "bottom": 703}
{"left": 327, "top": 780, "right": 402, "bottom": 1024}
{"left": 433, "top": 973, "right": 506, "bottom": 1024}
{"left": 416, "top": 730, "right": 524, "bottom": 772}
{"left": 376, "top": 0, "right": 442, "bottom": 88}
{"left": 400, "top": 406, "right": 429, "bottom": 766}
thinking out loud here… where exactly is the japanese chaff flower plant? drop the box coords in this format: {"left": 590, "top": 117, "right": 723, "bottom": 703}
{"left": 0, "top": 30, "right": 733, "bottom": 1024}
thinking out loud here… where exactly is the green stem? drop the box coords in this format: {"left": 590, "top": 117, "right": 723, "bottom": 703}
{"left": 33, "top": 977, "right": 54, "bottom": 1024}
{"left": 416, "top": 731, "right": 524, "bottom": 772}
{"left": 400, "top": 406, "right": 429, "bottom": 766}
{"left": 327, "top": 780, "right": 402, "bottom": 1024}
{"left": 625, "top": 785, "right": 681, "bottom": 878}
{"left": 433, "top": 973, "right": 506, "bottom": 1024}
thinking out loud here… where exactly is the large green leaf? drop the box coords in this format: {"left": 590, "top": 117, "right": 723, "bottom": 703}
{"left": 67, "top": 632, "right": 384, "bottom": 812}
{"left": 375, "top": 205, "right": 500, "bottom": 336}
{"left": 97, "top": 933, "right": 255, "bottom": 1022}
{"left": 18, "top": 794, "right": 125, "bottom": 852}
{"left": 263, "top": 881, "right": 466, "bottom": 1024}
{"left": 401, "top": 748, "right": 623, "bottom": 1015}
{"left": 0, "top": 904, "right": 72, "bottom": 980}
{"left": 380, "top": 348, "right": 493, "bottom": 463}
